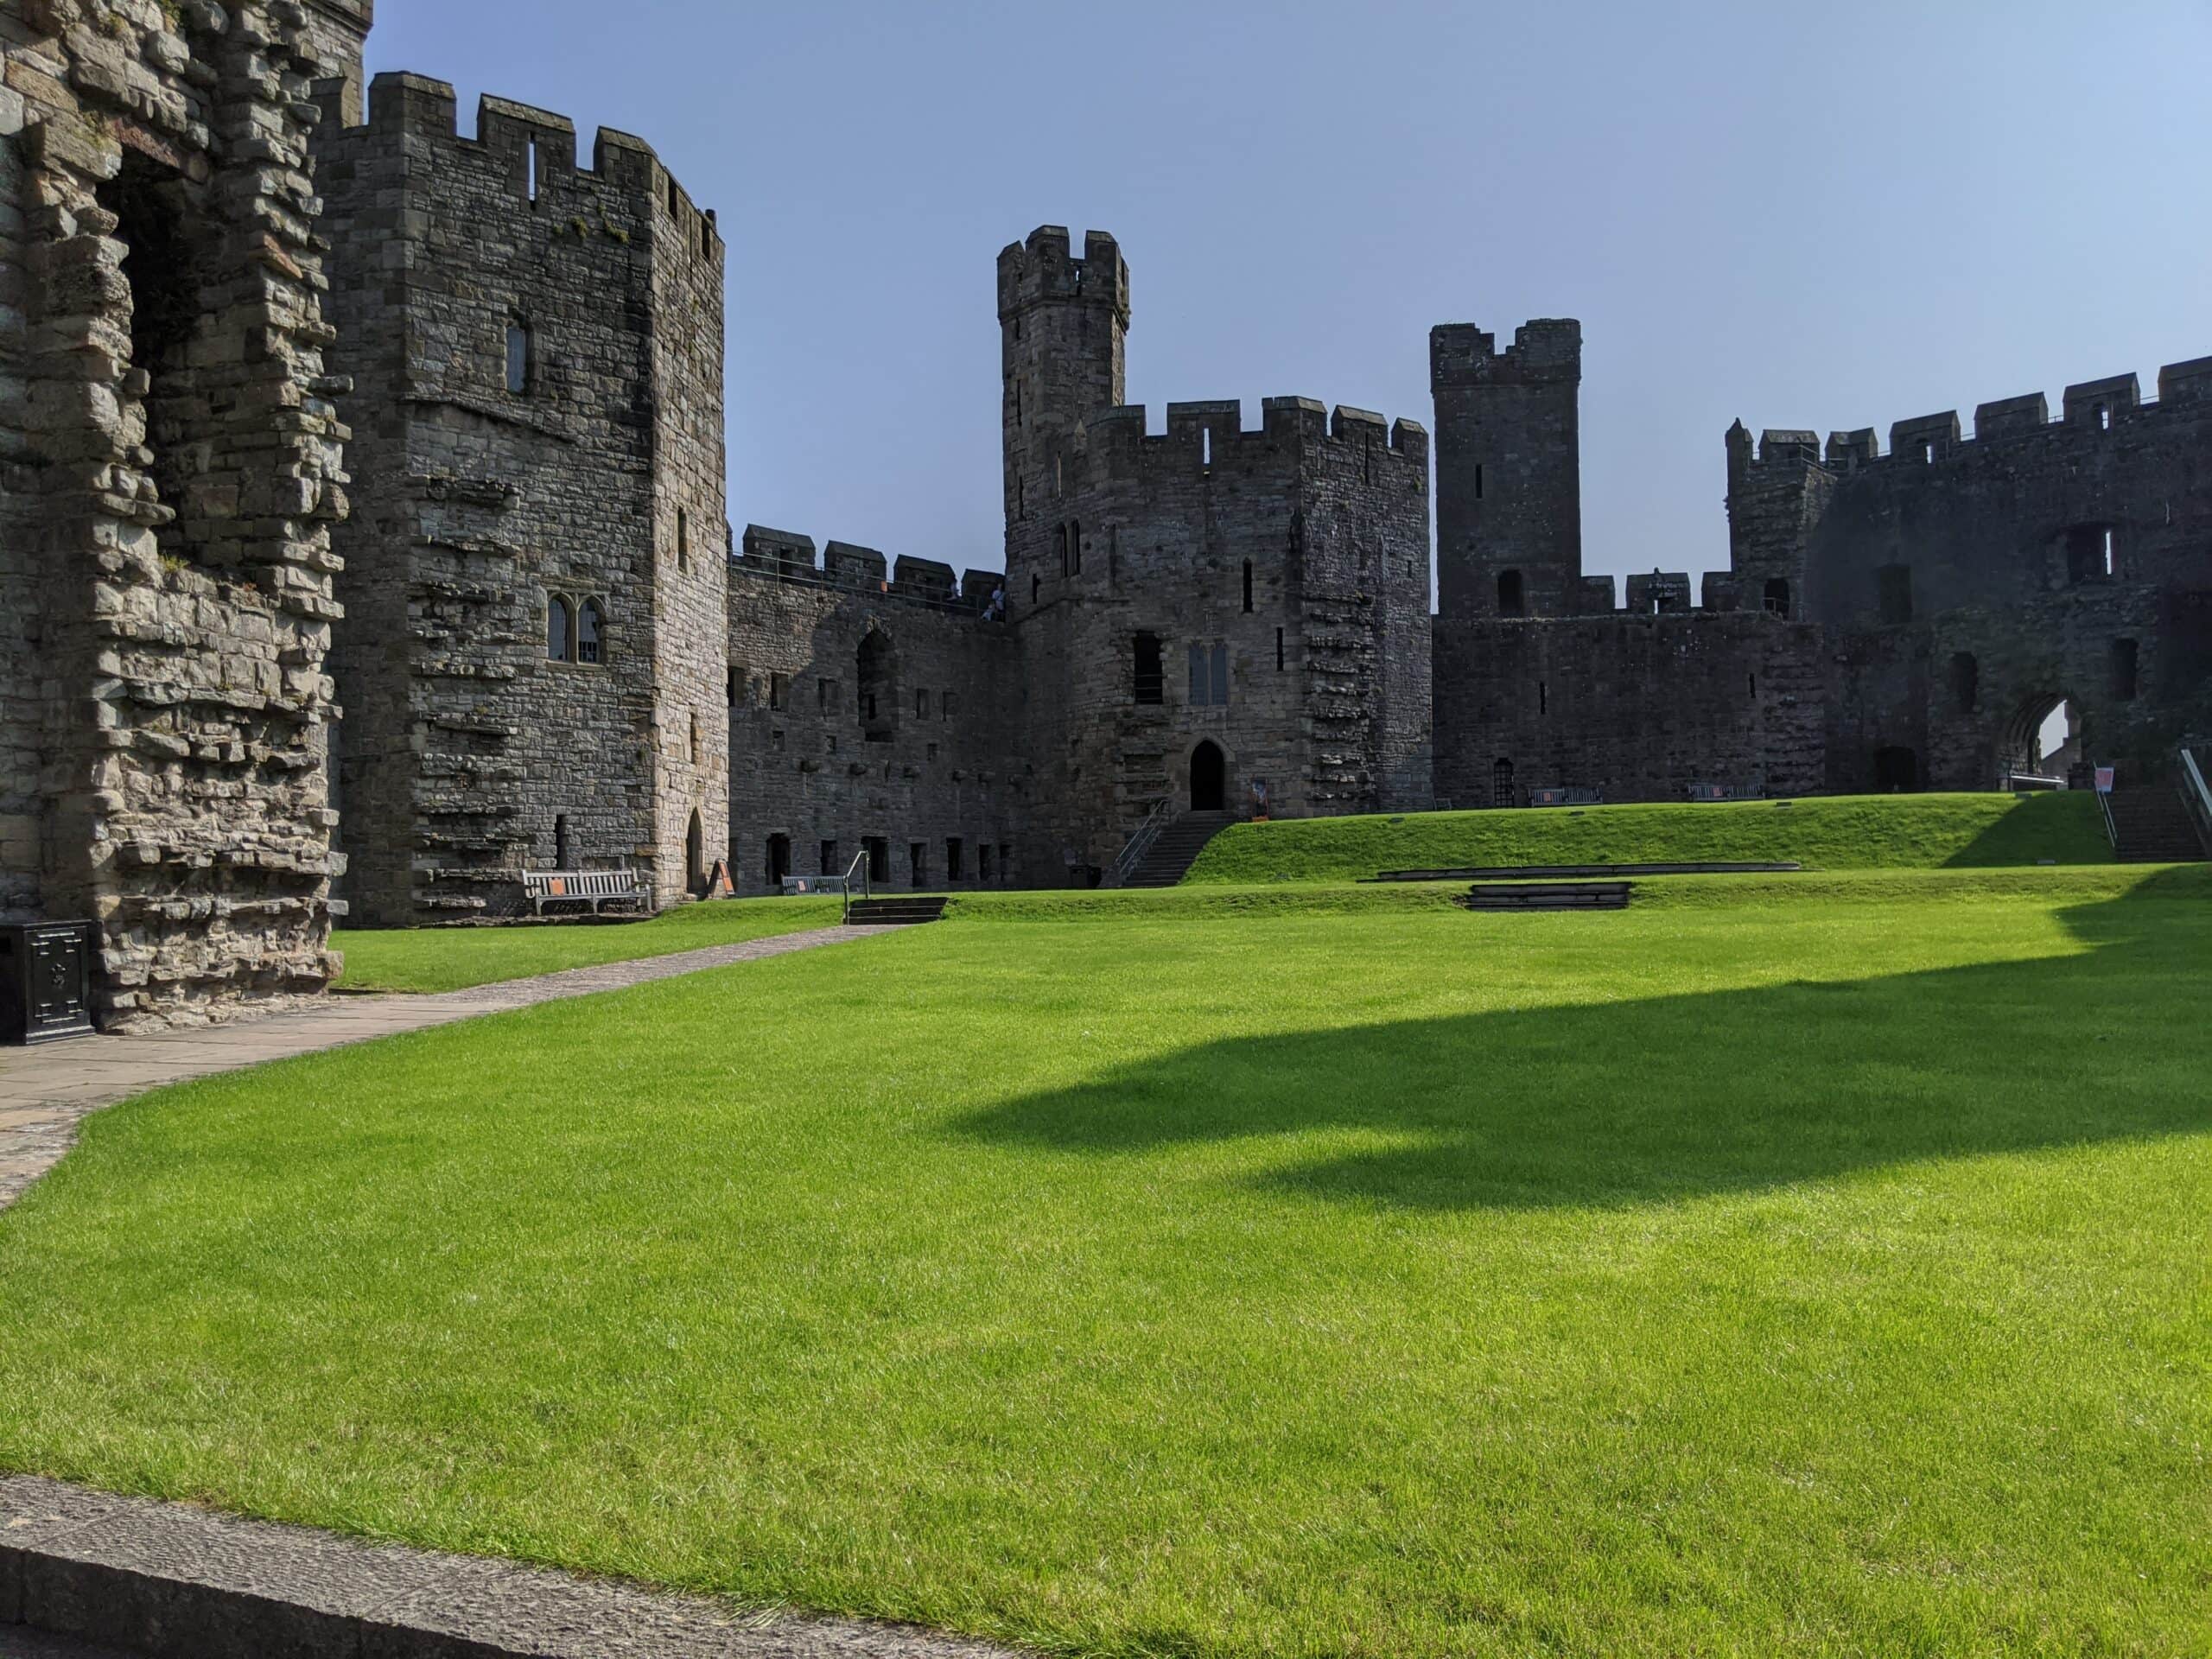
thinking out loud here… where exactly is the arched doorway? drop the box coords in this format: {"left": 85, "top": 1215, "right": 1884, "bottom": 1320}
{"left": 1873, "top": 747, "right": 1920, "bottom": 792}
{"left": 2001, "top": 693, "right": 2081, "bottom": 785}
{"left": 1192, "top": 741, "right": 1227, "bottom": 812}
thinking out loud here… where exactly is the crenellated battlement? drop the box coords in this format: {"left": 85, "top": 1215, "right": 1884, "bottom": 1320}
{"left": 316, "top": 72, "right": 719, "bottom": 252}
{"left": 733, "top": 527, "right": 1003, "bottom": 615}
{"left": 1431, "top": 320, "right": 1582, "bottom": 391}
{"left": 1076, "top": 397, "right": 1427, "bottom": 482}
{"left": 997, "top": 226, "right": 1129, "bottom": 323}
{"left": 1736, "top": 352, "right": 2212, "bottom": 474}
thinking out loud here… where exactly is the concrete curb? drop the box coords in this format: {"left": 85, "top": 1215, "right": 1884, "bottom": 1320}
{"left": 1, "top": 1478, "right": 1023, "bottom": 1658}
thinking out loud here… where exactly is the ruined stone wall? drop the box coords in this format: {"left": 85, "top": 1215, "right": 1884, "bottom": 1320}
{"left": 1737, "top": 356, "right": 2212, "bottom": 788}
{"left": 1434, "top": 613, "right": 1826, "bottom": 807}
{"left": 317, "top": 73, "right": 723, "bottom": 922}
{"left": 1, "top": 0, "right": 353, "bottom": 1026}
{"left": 726, "top": 530, "right": 1023, "bottom": 893}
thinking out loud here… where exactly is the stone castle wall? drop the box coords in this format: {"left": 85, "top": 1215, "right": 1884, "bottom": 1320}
{"left": 727, "top": 529, "right": 1024, "bottom": 892}
{"left": 315, "top": 71, "right": 726, "bottom": 924}
{"left": 0, "top": 0, "right": 363, "bottom": 1026}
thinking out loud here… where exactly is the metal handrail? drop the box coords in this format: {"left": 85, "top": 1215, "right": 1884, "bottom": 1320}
{"left": 2181, "top": 747, "right": 2212, "bottom": 856}
{"left": 1103, "top": 798, "right": 1175, "bottom": 890}
{"left": 839, "top": 848, "right": 871, "bottom": 925}
{"left": 2096, "top": 785, "right": 2120, "bottom": 853}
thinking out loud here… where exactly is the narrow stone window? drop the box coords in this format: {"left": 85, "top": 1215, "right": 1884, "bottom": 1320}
{"left": 1540, "top": 679, "right": 1548, "bottom": 715}
{"left": 768, "top": 671, "right": 788, "bottom": 711}
{"left": 817, "top": 677, "right": 830, "bottom": 712}
{"left": 555, "top": 815, "right": 572, "bottom": 869}
{"left": 910, "top": 842, "right": 926, "bottom": 887}
{"left": 505, "top": 321, "right": 531, "bottom": 395}
{"left": 858, "top": 628, "right": 894, "bottom": 742}
{"left": 943, "top": 690, "right": 955, "bottom": 721}
{"left": 1763, "top": 578, "right": 1791, "bottom": 618}
{"left": 1211, "top": 643, "right": 1230, "bottom": 707}
{"left": 946, "top": 838, "right": 964, "bottom": 882}
{"left": 2094, "top": 401, "right": 2110, "bottom": 432}
{"left": 1497, "top": 569, "right": 1526, "bottom": 616}
{"left": 1071, "top": 521, "right": 1082, "bottom": 575}
{"left": 1243, "top": 560, "right": 1254, "bottom": 613}
{"left": 728, "top": 667, "right": 743, "bottom": 708}
{"left": 916, "top": 687, "right": 931, "bottom": 718}
{"left": 1276, "top": 626, "right": 1285, "bottom": 671}
{"left": 1188, "top": 642, "right": 1207, "bottom": 705}
{"left": 1056, "top": 523, "right": 1069, "bottom": 578}
{"left": 2112, "top": 637, "right": 2139, "bottom": 702}
{"left": 1134, "top": 632, "right": 1164, "bottom": 704}
{"left": 690, "top": 712, "right": 701, "bottom": 764}
{"left": 1950, "top": 652, "right": 1979, "bottom": 715}
{"left": 1877, "top": 563, "right": 1913, "bottom": 625}
{"left": 979, "top": 843, "right": 995, "bottom": 883}
{"left": 2102, "top": 527, "right": 2117, "bottom": 577}
{"left": 820, "top": 839, "right": 838, "bottom": 876}
{"left": 677, "top": 508, "right": 691, "bottom": 574}
{"left": 547, "top": 595, "right": 571, "bottom": 662}
{"left": 766, "top": 834, "right": 791, "bottom": 886}
{"left": 668, "top": 177, "right": 679, "bottom": 216}
{"left": 1474, "top": 463, "right": 1484, "bottom": 499}
{"left": 527, "top": 139, "right": 543, "bottom": 204}
{"left": 1747, "top": 672, "right": 1757, "bottom": 699}
{"left": 576, "top": 599, "right": 603, "bottom": 664}
{"left": 1031, "top": 573, "right": 1040, "bottom": 604}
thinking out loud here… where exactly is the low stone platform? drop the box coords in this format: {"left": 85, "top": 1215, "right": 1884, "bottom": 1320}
{"left": 0, "top": 1477, "right": 1020, "bottom": 1658}
{"left": 0, "top": 925, "right": 891, "bottom": 1210}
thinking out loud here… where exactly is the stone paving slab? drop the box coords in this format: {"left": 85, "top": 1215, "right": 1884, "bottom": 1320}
{"left": 0, "top": 926, "right": 892, "bottom": 1207}
{"left": 0, "top": 1478, "right": 1022, "bottom": 1658}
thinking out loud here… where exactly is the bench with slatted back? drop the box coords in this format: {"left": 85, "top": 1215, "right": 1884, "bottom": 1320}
{"left": 522, "top": 869, "right": 646, "bottom": 917}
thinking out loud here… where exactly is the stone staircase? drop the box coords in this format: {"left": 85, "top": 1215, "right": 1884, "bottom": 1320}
{"left": 2107, "top": 787, "right": 2207, "bottom": 863}
{"left": 1121, "top": 811, "right": 1236, "bottom": 889}
{"left": 845, "top": 895, "right": 948, "bottom": 926}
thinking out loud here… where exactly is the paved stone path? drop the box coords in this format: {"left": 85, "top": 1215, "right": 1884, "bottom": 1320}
{"left": 0, "top": 925, "right": 892, "bottom": 1209}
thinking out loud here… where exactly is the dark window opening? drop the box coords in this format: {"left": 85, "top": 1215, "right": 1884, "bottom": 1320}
{"left": 677, "top": 508, "right": 690, "bottom": 574}
{"left": 546, "top": 595, "right": 571, "bottom": 662}
{"left": 1474, "top": 463, "right": 1484, "bottom": 499}
{"left": 1877, "top": 563, "right": 1913, "bottom": 625}
{"left": 1747, "top": 672, "right": 1758, "bottom": 699}
{"left": 1192, "top": 741, "right": 1227, "bottom": 811}
{"left": 819, "top": 839, "right": 839, "bottom": 876}
{"left": 866, "top": 836, "right": 890, "bottom": 883}
{"left": 910, "top": 842, "right": 926, "bottom": 887}
{"left": 1950, "top": 652, "right": 1980, "bottom": 715}
{"left": 1497, "top": 569, "right": 1525, "bottom": 616}
{"left": 2066, "top": 524, "right": 2118, "bottom": 584}
{"left": 1540, "top": 679, "right": 1548, "bottom": 715}
{"left": 1920, "top": 439, "right": 1936, "bottom": 464}
{"left": 1763, "top": 578, "right": 1791, "bottom": 618}
{"left": 2094, "top": 401, "right": 2110, "bottom": 432}
{"left": 1056, "top": 523, "right": 1070, "bottom": 577}
{"left": 1243, "top": 560, "right": 1255, "bottom": 613}
{"left": 2112, "top": 637, "right": 2139, "bottom": 702}
{"left": 770, "top": 728, "right": 785, "bottom": 752}
{"left": 1071, "top": 521, "right": 1081, "bottom": 575}
{"left": 686, "top": 811, "right": 705, "bottom": 891}
{"left": 1133, "top": 632, "right": 1165, "bottom": 704}
{"left": 979, "top": 843, "right": 995, "bottom": 883}
{"left": 766, "top": 834, "right": 791, "bottom": 887}
{"left": 768, "top": 672, "right": 788, "bottom": 711}
{"left": 505, "top": 321, "right": 531, "bottom": 395}
{"left": 998, "top": 842, "right": 1014, "bottom": 884}
{"left": 576, "top": 600, "right": 602, "bottom": 664}
{"left": 1492, "top": 758, "right": 1516, "bottom": 808}
{"left": 946, "top": 838, "right": 964, "bottom": 882}
{"left": 1275, "top": 626, "right": 1286, "bottom": 671}
{"left": 817, "top": 678, "right": 831, "bottom": 712}
{"left": 728, "top": 668, "right": 740, "bottom": 708}
{"left": 1032, "top": 573, "right": 1041, "bottom": 605}
{"left": 858, "top": 629, "right": 894, "bottom": 742}
{"left": 1874, "top": 747, "right": 1920, "bottom": 791}
{"left": 554, "top": 814, "right": 572, "bottom": 869}
{"left": 916, "top": 688, "right": 930, "bottom": 718}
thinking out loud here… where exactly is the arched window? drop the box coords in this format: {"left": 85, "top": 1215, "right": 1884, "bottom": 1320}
{"left": 1763, "top": 578, "right": 1791, "bottom": 618}
{"left": 1242, "top": 559, "right": 1254, "bottom": 613}
{"left": 505, "top": 321, "right": 531, "bottom": 395}
{"left": 547, "top": 594, "right": 571, "bottom": 662}
{"left": 686, "top": 810, "right": 705, "bottom": 889}
{"left": 1497, "top": 569, "right": 1525, "bottom": 616}
{"left": 858, "top": 626, "right": 894, "bottom": 743}
{"left": 554, "top": 814, "right": 572, "bottom": 869}
{"left": 576, "top": 599, "right": 602, "bottom": 664}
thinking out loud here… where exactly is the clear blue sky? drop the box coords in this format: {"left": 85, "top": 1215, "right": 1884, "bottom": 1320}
{"left": 362, "top": 1, "right": 2212, "bottom": 597}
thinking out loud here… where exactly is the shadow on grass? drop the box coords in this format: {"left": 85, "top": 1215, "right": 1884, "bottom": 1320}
{"left": 1942, "top": 790, "right": 2108, "bottom": 866}
{"left": 955, "top": 869, "right": 2211, "bottom": 1211}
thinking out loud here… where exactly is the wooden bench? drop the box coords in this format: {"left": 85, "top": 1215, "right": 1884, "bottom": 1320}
{"left": 1460, "top": 881, "right": 1632, "bottom": 912}
{"left": 780, "top": 875, "right": 851, "bottom": 897}
{"left": 522, "top": 869, "right": 646, "bottom": 917}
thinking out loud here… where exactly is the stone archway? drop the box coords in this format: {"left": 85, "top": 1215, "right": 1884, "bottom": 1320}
{"left": 2001, "top": 692, "right": 2081, "bottom": 785}
{"left": 1192, "top": 741, "right": 1228, "bottom": 812}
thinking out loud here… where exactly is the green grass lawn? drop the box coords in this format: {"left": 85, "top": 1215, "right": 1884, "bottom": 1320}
{"left": 332, "top": 894, "right": 841, "bottom": 993}
{"left": 1187, "top": 791, "right": 2113, "bottom": 885}
{"left": 3, "top": 866, "right": 2208, "bottom": 1656}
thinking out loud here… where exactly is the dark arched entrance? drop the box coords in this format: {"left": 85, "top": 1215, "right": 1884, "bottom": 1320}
{"left": 1873, "top": 747, "right": 1920, "bottom": 792}
{"left": 685, "top": 810, "right": 704, "bottom": 892}
{"left": 1192, "top": 741, "right": 1227, "bottom": 812}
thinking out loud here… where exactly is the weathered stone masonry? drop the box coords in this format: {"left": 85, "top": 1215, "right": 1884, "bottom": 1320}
{"left": 1430, "top": 316, "right": 2212, "bottom": 804}
{"left": 313, "top": 70, "right": 728, "bottom": 925}
{"left": 1, "top": 0, "right": 363, "bottom": 1027}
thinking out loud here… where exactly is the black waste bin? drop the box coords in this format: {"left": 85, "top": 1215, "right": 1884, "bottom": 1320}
{"left": 1, "top": 921, "right": 97, "bottom": 1045}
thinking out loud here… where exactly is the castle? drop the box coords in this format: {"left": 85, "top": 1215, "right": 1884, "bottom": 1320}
{"left": 3, "top": 2, "right": 2205, "bottom": 1027}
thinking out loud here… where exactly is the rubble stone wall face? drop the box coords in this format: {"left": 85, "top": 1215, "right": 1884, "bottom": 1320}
{"left": 315, "top": 73, "right": 724, "bottom": 923}
{"left": 0, "top": 0, "right": 361, "bottom": 1027}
